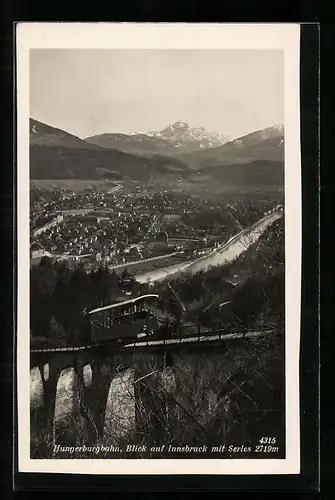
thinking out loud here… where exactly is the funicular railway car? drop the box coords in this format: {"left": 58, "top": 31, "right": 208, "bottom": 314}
{"left": 88, "top": 294, "right": 160, "bottom": 346}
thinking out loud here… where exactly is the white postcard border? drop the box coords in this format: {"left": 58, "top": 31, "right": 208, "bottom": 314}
{"left": 16, "top": 22, "right": 301, "bottom": 475}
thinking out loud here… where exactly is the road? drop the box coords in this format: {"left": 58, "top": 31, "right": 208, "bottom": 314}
{"left": 109, "top": 251, "right": 180, "bottom": 272}
{"left": 107, "top": 183, "right": 123, "bottom": 194}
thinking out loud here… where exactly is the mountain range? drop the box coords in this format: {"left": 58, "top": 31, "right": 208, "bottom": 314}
{"left": 177, "top": 125, "right": 284, "bottom": 168}
{"left": 29, "top": 118, "right": 284, "bottom": 188}
{"left": 85, "top": 120, "right": 230, "bottom": 155}
{"left": 30, "top": 119, "right": 189, "bottom": 181}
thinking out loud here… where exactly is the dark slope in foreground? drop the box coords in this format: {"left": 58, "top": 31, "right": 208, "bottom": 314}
{"left": 29, "top": 119, "right": 284, "bottom": 188}
{"left": 155, "top": 215, "right": 285, "bottom": 328}
{"left": 30, "top": 118, "right": 189, "bottom": 180}
{"left": 192, "top": 159, "right": 284, "bottom": 187}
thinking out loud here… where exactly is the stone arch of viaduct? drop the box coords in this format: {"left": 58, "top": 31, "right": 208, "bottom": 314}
{"left": 30, "top": 338, "right": 282, "bottom": 455}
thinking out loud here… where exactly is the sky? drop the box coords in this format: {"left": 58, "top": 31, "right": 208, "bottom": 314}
{"left": 30, "top": 49, "right": 284, "bottom": 140}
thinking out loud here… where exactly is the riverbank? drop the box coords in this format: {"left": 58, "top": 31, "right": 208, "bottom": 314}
{"left": 135, "top": 209, "right": 283, "bottom": 284}
{"left": 111, "top": 253, "right": 189, "bottom": 275}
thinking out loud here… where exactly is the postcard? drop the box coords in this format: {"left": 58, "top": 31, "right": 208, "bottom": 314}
{"left": 16, "top": 22, "right": 301, "bottom": 475}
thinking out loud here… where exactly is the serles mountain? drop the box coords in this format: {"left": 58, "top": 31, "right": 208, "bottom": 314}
{"left": 30, "top": 119, "right": 189, "bottom": 181}
{"left": 84, "top": 120, "right": 230, "bottom": 156}
{"left": 147, "top": 120, "right": 230, "bottom": 149}
{"left": 29, "top": 119, "right": 284, "bottom": 188}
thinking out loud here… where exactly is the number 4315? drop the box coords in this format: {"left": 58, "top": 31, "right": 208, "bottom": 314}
{"left": 259, "top": 437, "right": 277, "bottom": 444}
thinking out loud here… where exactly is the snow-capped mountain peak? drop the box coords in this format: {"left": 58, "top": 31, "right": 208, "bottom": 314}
{"left": 146, "top": 120, "right": 230, "bottom": 148}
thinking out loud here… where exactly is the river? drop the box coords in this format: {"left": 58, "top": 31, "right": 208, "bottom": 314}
{"left": 135, "top": 209, "right": 283, "bottom": 284}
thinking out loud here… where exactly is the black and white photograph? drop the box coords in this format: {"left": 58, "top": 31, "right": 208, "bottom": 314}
{"left": 17, "top": 23, "right": 301, "bottom": 475}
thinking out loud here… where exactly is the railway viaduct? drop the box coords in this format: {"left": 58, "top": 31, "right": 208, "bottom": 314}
{"left": 30, "top": 330, "right": 284, "bottom": 457}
